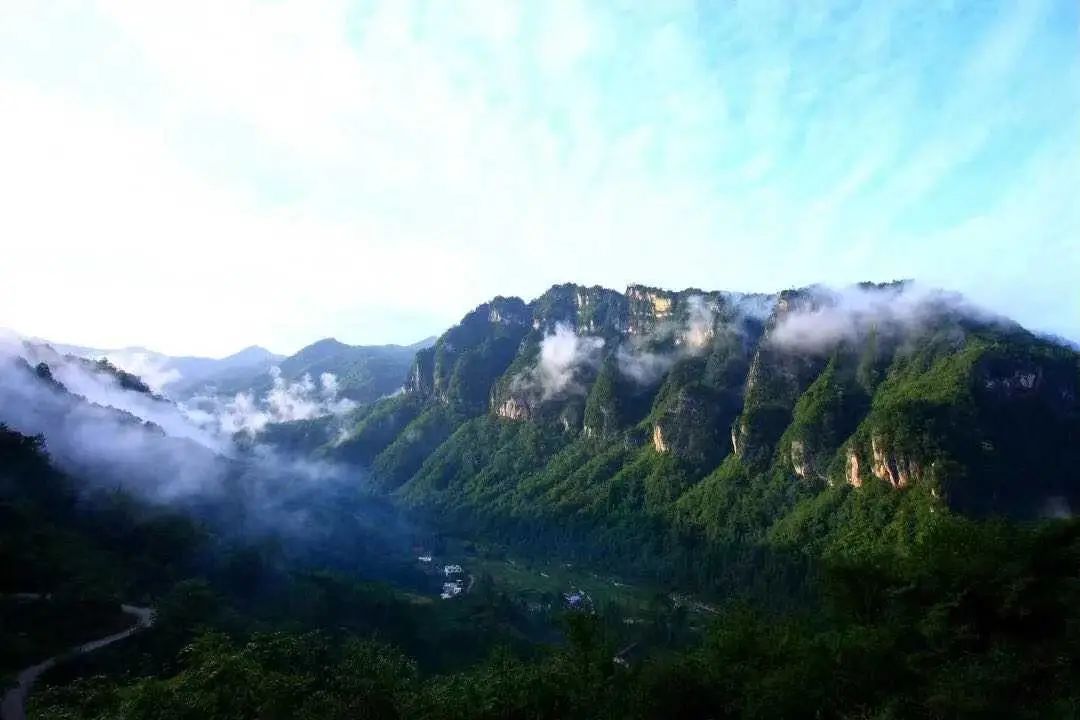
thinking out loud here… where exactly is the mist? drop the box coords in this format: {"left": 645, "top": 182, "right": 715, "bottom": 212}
{"left": 615, "top": 294, "right": 758, "bottom": 386}
{"left": 514, "top": 323, "right": 605, "bottom": 400}
{"left": 98, "top": 348, "right": 182, "bottom": 392}
{"left": 615, "top": 345, "right": 674, "bottom": 386}
{"left": 182, "top": 367, "right": 357, "bottom": 436}
{"left": 0, "top": 343, "right": 227, "bottom": 502}
{"left": 0, "top": 334, "right": 405, "bottom": 556}
{"left": 768, "top": 282, "right": 1001, "bottom": 353}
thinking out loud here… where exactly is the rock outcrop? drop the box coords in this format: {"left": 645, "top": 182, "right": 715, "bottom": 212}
{"left": 789, "top": 440, "right": 811, "bottom": 481}
{"left": 845, "top": 448, "right": 862, "bottom": 488}
{"left": 870, "top": 436, "right": 921, "bottom": 489}
{"left": 652, "top": 424, "right": 668, "bottom": 454}
{"left": 496, "top": 397, "right": 530, "bottom": 421}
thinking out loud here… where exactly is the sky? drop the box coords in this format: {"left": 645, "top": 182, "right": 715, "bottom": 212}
{"left": 0, "top": 0, "right": 1078, "bottom": 357}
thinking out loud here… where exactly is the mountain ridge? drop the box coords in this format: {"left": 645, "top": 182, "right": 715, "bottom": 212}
{"left": 29, "top": 332, "right": 438, "bottom": 407}
{"left": 326, "top": 280, "right": 1080, "bottom": 591}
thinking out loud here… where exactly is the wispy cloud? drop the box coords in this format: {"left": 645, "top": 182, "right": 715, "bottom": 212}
{"left": 514, "top": 323, "right": 605, "bottom": 400}
{"left": 183, "top": 367, "right": 357, "bottom": 436}
{"left": 768, "top": 283, "right": 1000, "bottom": 353}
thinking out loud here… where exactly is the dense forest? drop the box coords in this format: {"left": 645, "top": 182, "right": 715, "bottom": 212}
{"left": 5, "top": 420, "right": 1080, "bottom": 718}
{"left": 4, "top": 280, "right": 1080, "bottom": 718}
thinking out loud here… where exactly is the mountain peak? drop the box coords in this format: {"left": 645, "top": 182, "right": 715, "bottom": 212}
{"left": 222, "top": 345, "right": 280, "bottom": 363}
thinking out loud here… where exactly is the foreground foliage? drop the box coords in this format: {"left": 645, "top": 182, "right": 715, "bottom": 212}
{"left": 27, "top": 517, "right": 1080, "bottom": 719}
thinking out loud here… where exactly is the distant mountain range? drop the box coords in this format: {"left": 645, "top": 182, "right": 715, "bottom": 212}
{"left": 187, "top": 336, "right": 437, "bottom": 405}
{"left": 42, "top": 335, "right": 437, "bottom": 404}
{"left": 47, "top": 341, "right": 284, "bottom": 394}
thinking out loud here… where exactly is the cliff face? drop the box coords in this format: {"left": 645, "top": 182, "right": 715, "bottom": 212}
{"left": 406, "top": 296, "right": 530, "bottom": 411}
{"left": 335, "top": 281, "right": 1080, "bottom": 523}
{"left": 870, "top": 435, "right": 923, "bottom": 489}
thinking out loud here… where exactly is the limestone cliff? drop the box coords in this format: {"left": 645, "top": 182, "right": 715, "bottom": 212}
{"left": 870, "top": 435, "right": 922, "bottom": 489}
{"left": 341, "top": 280, "right": 1080, "bottom": 523}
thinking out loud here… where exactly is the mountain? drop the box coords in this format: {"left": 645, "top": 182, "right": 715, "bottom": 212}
{"left": 330, "top": 281, "right": 1080, "bottom": 591}
{"left": 46, "top": 340, "right": 283, "bottom": 395}
{"left": 42, "top": 333, "right": 437, "bottom": 412}
{"left": 0, "top": 338, "right": 228, "bottom": 499}
{"left": 184, "top": 336, "right": 437, "bottom": 406}
{"left": 4, "top": 287, "right": 1080, "bottom": 719}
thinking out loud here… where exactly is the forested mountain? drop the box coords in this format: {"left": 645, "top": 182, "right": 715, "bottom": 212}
{"left": 47, "top": 341, "right": 283, "bottom": 396}
{"left": 331, "top": 281, "right": 1080, "bottom": 592}
{"left": 0, "top": 341, "right": 227, "bottom": 499}
{"left": 192, "top": 337, "right": 432, "bottom": 405}
{"left": 41, "top": 334, "right": 434, "bottom": 409}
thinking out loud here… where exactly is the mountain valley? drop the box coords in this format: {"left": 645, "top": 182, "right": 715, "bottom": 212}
{"left": 3, "top": 281, "right": 1079, "bottom": 719}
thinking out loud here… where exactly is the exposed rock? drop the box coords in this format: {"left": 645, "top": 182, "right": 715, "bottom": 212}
{"left": 497, "top": 397, "right": 530, "bottom": 421}
{"left": 648, "top": 385, "right": 733, "bottom": 467}
{"left": 488, "top": 307, "right": 515, "bottom": 324}
{"left": 790, "top": 440, "right": 811, "bottom": 481}
{"left": 405, "top": 347, "right": 435, "bottom": 395}
{"left": 730, "top": 425, "right": 739, "bottom": 456}
{"left": 652, "top": 296, "right": 673, "bottom": 315}
{"left": 975, "top": 355, "right": 1079, "bottom": 415}
{"left": 870, "top": 436, "right": 921, "bottom": 489}
{"left": 982, "top": 367, "right": 1041, "bottom": 395}
{"left": 625, "top": 285, "right": 677, "bottom": 334}
{"left": 846, "top": 448, "right": 862, "bottom": 488}
{"left": 653, "top": 424, "right": 668, "bottom": 453}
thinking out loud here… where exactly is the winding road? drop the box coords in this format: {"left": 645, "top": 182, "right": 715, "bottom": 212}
{"left": 1, "top": 603, "right": 154, "bottom": 720}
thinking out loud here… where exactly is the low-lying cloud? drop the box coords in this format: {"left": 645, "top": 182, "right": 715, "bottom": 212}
{"left": 615, "top": 345, "right": 674, "bottom": 386}
{"left": 99, "top": 349, "right": 182, "bottom": 393}
{"left": 682, "top": 295, "right": 716, "bottom": 352}
{"left": 616, "top": 294, "right": 741, "bottom": 385}
{"left": 0, "top": 333, "right": 415, "bottom": 569}
{"left": 0, "top": 342, "right": 227, "bottom": 501}
{"left": 0, "top": 334, "right": 361, "bottom": 501}
{"left": 183, "top": 367, "right": 357, "bottom": 436}
{"left": 768, "top": 283, "right": 996, "bottom": 352}
{"left": 515, "top": 323, "right": 605, "bottom": 400}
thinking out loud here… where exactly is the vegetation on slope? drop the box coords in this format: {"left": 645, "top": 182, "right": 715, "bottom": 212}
{"left": 321, "top": 283, "right": 1080, "bottom": 598}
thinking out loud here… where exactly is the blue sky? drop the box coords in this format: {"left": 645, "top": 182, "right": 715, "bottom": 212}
{"left": 0, "top": 0, "right": 1077, "bottom": 356}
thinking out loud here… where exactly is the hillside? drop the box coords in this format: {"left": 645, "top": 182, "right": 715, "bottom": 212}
{"left": 46, "top": 334, "right": 431, "bottom": 410}
{"left": 332, "top": 281, "right": 1080, "bottom": 591}
{"left": 173, "top": 337, "right": 434, "bottom": 405}
{"left": 48, "top": 341, "right": 283, "bottom": 395}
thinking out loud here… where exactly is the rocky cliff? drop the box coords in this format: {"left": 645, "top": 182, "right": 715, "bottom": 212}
{"left": 334, "top": 281, "right": 1080, "bottom": 536}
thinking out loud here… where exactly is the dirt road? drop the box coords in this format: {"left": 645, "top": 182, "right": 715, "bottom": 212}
{"left": 1, "top": 603, "right": 154, "bottom": 720}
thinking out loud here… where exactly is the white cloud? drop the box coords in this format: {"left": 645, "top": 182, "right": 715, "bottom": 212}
{"left": 615, "top": 346, "right": 673, "bottom": 386}
{"left": 184, "top": 367, "right": 357, "bottom": 436}
{"left": 768, "top": 283, "right": 996, "bottom": 353}
{"left": 614, "top": 294, "right": 727, "bottom": 385}
{"left": 516, "top": 323, "right": 605, "bottom": 400}
{"left": 100, "top": 350, "right": 182, "bottom": 392}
